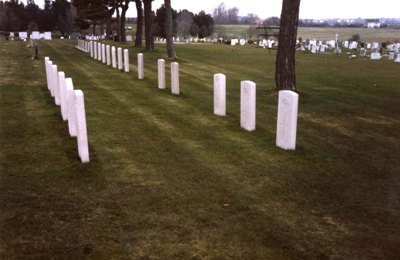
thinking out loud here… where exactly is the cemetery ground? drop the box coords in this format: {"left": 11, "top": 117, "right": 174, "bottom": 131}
{"left": 1, "top": 39, "right": 400, "bottom": 259}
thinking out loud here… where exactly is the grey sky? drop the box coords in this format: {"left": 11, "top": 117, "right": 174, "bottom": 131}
{"left": 31, "top": 0, "right": 400, "bottom": 19}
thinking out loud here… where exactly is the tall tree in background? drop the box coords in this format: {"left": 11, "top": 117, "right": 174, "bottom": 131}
{"left": 143, "top": 0, "right": 154, "bottom": 50}
{"left": 275, "top": 0, "right": 301, "bottom": 91}
{"left": 134, "top": 0, "right": 143, "bottom": 46}
{"left": 164, "top": 0, "right": 176, "bottom": 57}
{"left": 119, "top": 0, "right": 130, "bottom": 42}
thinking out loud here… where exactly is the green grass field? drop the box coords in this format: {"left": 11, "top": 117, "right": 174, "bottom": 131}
{"left": 1, "top": 39, "right": 400, "bottom": 259}
{"left": 215, "top": 25, "right": 400, "bottom": 42}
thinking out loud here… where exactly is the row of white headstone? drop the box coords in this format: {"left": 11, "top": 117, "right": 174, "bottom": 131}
{"left": 11, "top": 31, "right": 52, "bottom": 40}
{"left": 157, "top": 59, "right": 180, "bottom": 95}
{"left": 44, "top": 57, "right": 90, "bottom": 163}
{"left": 77, "top": 40, "right": 146, "bottom": 78}
{"left": 213, "top": 74, "right": 298, "bottom": 150}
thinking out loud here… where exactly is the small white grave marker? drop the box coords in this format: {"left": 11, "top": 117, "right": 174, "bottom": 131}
{"left": 93, "top": 42, "right": 97, "bottom": 59}
{"left": 158, "top": 59, "right": 165, "bottom": 89}
{"left": 74, "top": 90, "right": 90, "bottom": 163}
{"left": 118, "top": 47, "right": 123, "bottom": 70}
{"left": 51, "top": 65, "right": 60, "bottom": 105}
{"left": 102, "top": 44, "right": 106, "bottom": 63}
{"left": 124, "top": 49, "right": 129, "bottom": 72}
{"left": 171, "top": 62, "right": 179, "bottom": 95}
{"left": 240, "top": 81, "right": 256, "bottom": 131}
{"left": 138, "top": 53, "right": 144, "bottom": 79}
{"left": 97, "top": 43, "right": 101, "bottom": 61}
{"left": 112, "top": 46, "right": 117, "bottom": 68}
{"left": 214, "top": 73, "right": 226, "bottom": 116}
{"left": 66, "top": 78, "right": 77, "bottom": 137}
{"left": 106, "top": 45, "right": 111, "bottom": 66}
{"left": 58, "top": 71, "right": 68, "bottom": 121}
{"left": 370, "top": 53, "right": 382, "bottom": 60}
{"left": 276, "top": 90, "right": 298, "bottom": 150}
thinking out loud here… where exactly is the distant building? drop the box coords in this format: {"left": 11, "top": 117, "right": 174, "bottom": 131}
{"left": 365, "top": 19, "right": 381, "bottom": 28}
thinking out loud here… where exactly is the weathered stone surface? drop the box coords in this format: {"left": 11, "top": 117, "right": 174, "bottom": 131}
{"left": 240, "top": 80, "right": 256, "bottom": 131}
{"left": 74, "top": 90, "right": 90, "bottom": 163}
{"left": 214, "top": 73, "right": 226, "bottom": 116}
{"left": 112, "top": 46, "right": 117, "bottom": 68}
{"left": 138, "top": 53, "right": 144, "bottom": 79}
{"left": 118, "top": 47, "right": 123, "bottom": 70}
{"left": 276, "top": 90, "right": 298, "bottom": 150}
{"left": 66, "top": 78, "right": 77, "bottom": 137}
{"left": 171, "top": 62, "right": 179, "bottom": 95}
{"left": 124, "top": 49, "right": 129, "bottom": 72}
{"left": 158, "top": 59, "right": 165, "bottom": 89}
{"left": 106, "top": 45, "right": 111, "bottom": 65}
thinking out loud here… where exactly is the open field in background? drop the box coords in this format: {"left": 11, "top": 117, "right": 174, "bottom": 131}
{"left": 1, "top": 40, "right": 400, "bottom": 258}
{"left": 212, "top": 25, "right": 400, "bottom": 42}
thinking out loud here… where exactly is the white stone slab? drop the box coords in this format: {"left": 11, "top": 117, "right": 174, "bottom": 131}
{"left": 43, "top": 32, "right": 52, "bottom": 40}
{"left": 360, "top": 48, "right": 366, "bottom": 56}
{"left": 124, "top": 49, "right": 129, "bottom": 72}
{"left": 240, "top": 81, "right": 256, "bottom": 131}
{"left": 51, "top": 65, "right": 60, "bottom": 105}
{"left": 158, "top": 59, "right": 165, "bottom": 89}
{"left": 395, "top": 53, "right": 400, "bottom": 63}
{"left": 126, "top": 35, "right": 133, "bottom": 42}
{"left": 89, "top": 41, "right": 93, "bottom": 57}
{"left": 94, "top": 42, "right": 98, "bottom": 59}
{"left": 44, "top": 57, "right": 51, "bottom": 92}
{"left": 214, "top": 73, "right": 226, "bottom": 116}
{"left": 276, "top": 90, "right": 298, "bottom": 150}
{"left": 58, "top": 71, "right": 68, "bottom": 121}
{"left": 74, "top": 90, "right": 90, "bottom": 163}
{"left": 102, "top": 44, "right": 106, "bottom": 63}
{"left": 138, "top": 53, "right": 144, "bottom": 79}
{"left": 112, "top": 46, "right": 117, "bottom": 68}
{"left": 311, "top": 45, "right": 317, "bottom": 53}
{"left": 240, "top": 39, "right": 246, "bottom": 45}
{"left": 231, "top": 39, "right": 238, "bottom": 46}
{"left": 97, "top": 43, "right": 101, "bottom": 61}
{"left": 118, "top": 47, "right": 123, "bottom": 70}
{"left": 370, "top": 52, "right": 382, "bottom": 60}
{"left": 106, "top": 45, "right": 111, "bottom": 66}
{"left": 171, "top": 62, "right": 179, "bottom": 95}
{"left": 31, "top": 31, "right": 40, "bottom": 40}
{"left": 19, "top": 32, "right": 27, "bottom": 39}
{"left": 389, "top": 52, "right": 395, "bottom": 60}
{"left": 66, "top": 78, "right": 77, "bottom": 137}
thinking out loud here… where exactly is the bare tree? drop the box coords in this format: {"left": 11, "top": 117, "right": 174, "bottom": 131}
{"left": 164, "top": 0, "right": 176, "bottom": 57}
{"left": 134, "top": 0, "right": 143, "bottom": 46}
{"left": 275, "top": 0, "right": 301, "bottom": 91}
{"left": 143, "top": 0, "right": 154, "bottom": 50}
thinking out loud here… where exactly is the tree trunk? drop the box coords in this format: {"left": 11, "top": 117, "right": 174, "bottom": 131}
{"left": 164, "top": 0, "right": 176, "bottom": 58}
{"left": 92, "top": 19, "right": 96, "bottom": 35}
{"left": 275, "top": 0, "right": 301, "bottom": 91}
{"left": 143, "top": 0, "right": 154, "bottom": 50}
{"left": 135, "top": 0, "right": 143, "bottom": 47}
{"left": 120, "top": 1, "right": 129, "bottom": 43}
{"left": 116, "top": 7, "right": 120, "bottom": 41}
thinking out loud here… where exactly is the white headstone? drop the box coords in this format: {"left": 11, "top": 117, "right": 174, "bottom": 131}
{"left": 276, "top": 90, "right": 298, "bottom": 150}
{"left": 370, "top": 53, "right": 382, "bottom": 60}
{"left": 389, "top": 52, "right": 395, "bottom": 60}
{"left": 214, "top": 73, "right": 226, "bottom": 116}
{"left": 31, "top": 31, "right": 40, "bottom": 40}
{"left": 360, "top": 48, "right": 366, "bottom": 56}
{"left": 97, "top": 43, "right": 101, "bottom": 61}
{"left": 74, "top": 90, "right": 90, "bottom": 163}
{"left": 240, "top": 81, "right": 256, "bottom": 131}
{"left": 58, "top": 71, "right": 68, "bottom": 121}
{"left": 106, "top": 45, "right": 111, "bottom": 66}
{"left": 124, "top": 49, "right": 129, "bottom": 72}
{"left": 89, "top": 41, "right": 93, "bottom": 58}
{"left": 158, "top": 59, "right": 165, "bottom": 89}
{"left": 102, "top": 44, "right": 106, "bottom": 63}
{"left": 51, "top": 65, "right": 60, "bottom": 105}
{"left": 171, "top": 62, "right": 179, "bottom": 95}
{"left": 94, "top": 42, "right": 98, "bottom": 60}
{"left": 112, "top": 46, "right": 117, "bottom": 68}
{"left": 66, "top": 78, "right": 77, "bottom": 137}
{"left": 117, "top": 48, "right": 123, "bottom": 70}
{"left": 320, "top": 45, "right": 326, "bottom": 53}
{"left": 19, "top": 32, "right": 27, "bottom": 39}
{"left": 43, "top": 32, "right": 52, "bottom": 40}
{"left": 138, "top": 53, "right": 144, "bottom": 79}
{"left": 126, "top": 35, "right": 133, "bottom": 42}
{"left": 231, "top": 39, "right": 238, "bottom": 46}
{"left": 311, "top": 44, "right": 317, "bottom": 53}
{"left": 240, "top": 39, "right": 246, "bottom": 45}
{"left": 44, "top": 57, "right": 52, "bottom": 92}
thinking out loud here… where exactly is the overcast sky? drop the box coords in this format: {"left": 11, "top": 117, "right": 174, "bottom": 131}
{"left": 31, "top": 0, "right": 400, "bottom": 19}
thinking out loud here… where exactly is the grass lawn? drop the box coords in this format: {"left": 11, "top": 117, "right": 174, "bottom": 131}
{"left": 215, "top": 25, "right": 400, "bottom": 42}
{"left": 1, "top": 39, "right": 400, "bottom": 259}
